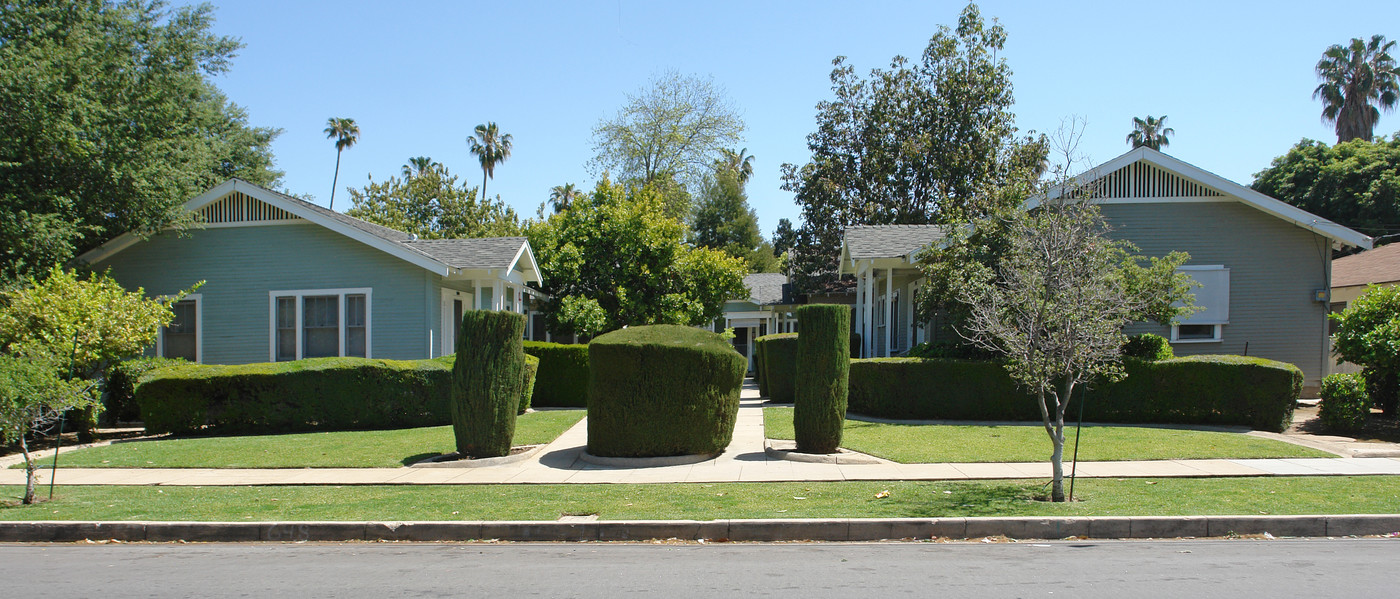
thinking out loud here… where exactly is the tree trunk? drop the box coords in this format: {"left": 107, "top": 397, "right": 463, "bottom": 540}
{"left": 481, "top": 171, "right": 489, "bottom": 204}
{"left": 329, "top": 149, "right": 343, "bottom": 210}
{"left": 20, "top": 435, "right": 37, "bottom": 505}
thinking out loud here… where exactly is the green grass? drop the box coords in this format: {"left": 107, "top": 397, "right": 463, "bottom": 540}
{"left": 26, "top": 410, "right": 584, "bottom": 469}
{"left": 2, "top": 476, "right": 1397, "bottom": 521}
{"left": 764, "top": 407, "right": 1331, "bottom": 463}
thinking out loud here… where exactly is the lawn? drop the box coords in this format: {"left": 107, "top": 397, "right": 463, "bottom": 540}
{"left": 763, "top": 407, "right": 1331, "bottom": 463}
{"left": 2, "top": 476, "right": 1397, "bottom": 521}
{"left": 25, "top": 410, "right": 585, "bottom": 469}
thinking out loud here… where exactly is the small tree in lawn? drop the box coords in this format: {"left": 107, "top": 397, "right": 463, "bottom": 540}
{"left": 957, "top": 192, "right": 1193, "bottom": 502}
{"left": 0, "top": 356, "right": 95, "bottom": 504}
{"left": 1331, "top": 285, "right": 1400, "bottom": 416}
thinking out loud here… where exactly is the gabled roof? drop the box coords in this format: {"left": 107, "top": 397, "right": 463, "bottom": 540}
{"left": 1039, "top": 147, "right": 1373, "bottom": 249}
{"left": 78, "top": 179, "right": 541, "bottom": 283}
{"left": 1333, "top": 243, "right": 1400, "bottom": 288}
{"left": 841, "top": 224, "right": 948, "bottom": 265}
{"left": 740, "top": 272, "right": 793, "bottom": 306}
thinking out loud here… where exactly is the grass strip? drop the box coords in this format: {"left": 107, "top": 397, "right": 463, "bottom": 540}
{"left": 25, "top": 410, "right": 584, "bottom": 469}
{"left": 764, "top": 407, "right": 1330, "bottom": 462}
{"left": 2, "top": 476, "right": 1397, "bottom": 521}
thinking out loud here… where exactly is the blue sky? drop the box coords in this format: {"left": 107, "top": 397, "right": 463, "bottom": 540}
{"left": 204, "top": 0, "right": 1399, "bottom": 237}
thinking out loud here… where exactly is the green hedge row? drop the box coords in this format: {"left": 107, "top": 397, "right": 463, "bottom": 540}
{"left": 105, "top": 357, "right": 187, "bottom": 424}
{"left": 848, "top": 355, "right": 1302, "bottom": 433}
{"left": 586, "top": 324, "right": 746, "bottom": 457}
{"left": 754, "top": 333, "right": 798, "bottom": 403}
{"left": 522, "top": 341, "right": 589, "bottom": 407}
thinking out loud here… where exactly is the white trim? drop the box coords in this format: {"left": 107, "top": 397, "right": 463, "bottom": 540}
{"left": 194, "top": 219, "right": 307, "bottom": 229}
{"left": 156, "top": 293, "right": 202, "bottom": 363}
{"left": 1171, "top": 323, "right": 1223, "bottom": 343}
{"left": 1093, "top": 196, "right": 1231, "bottom": 205}
{"left": 267, "top": 287, "right": 373, "bottom": 361}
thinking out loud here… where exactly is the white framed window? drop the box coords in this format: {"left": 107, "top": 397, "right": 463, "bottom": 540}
{"left": 268, "top": 288, "right": 372, "bottom": 361}
{"left": 157, "top": 294, "right": 202, "bottom": 362}
{"left": 1172, "top": 265, "right": 1228, "bottom": 343}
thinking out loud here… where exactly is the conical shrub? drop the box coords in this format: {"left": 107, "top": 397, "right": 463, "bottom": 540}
{"left": 794, "top": 305, "right": 849, "bottom": 453}
{"left": 451, "top": 310, "right": 526, "bottom": 458}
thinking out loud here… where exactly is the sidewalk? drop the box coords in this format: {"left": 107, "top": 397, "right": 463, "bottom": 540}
{"left": 5, "top": 384, "right": 1400, "bottom": 487}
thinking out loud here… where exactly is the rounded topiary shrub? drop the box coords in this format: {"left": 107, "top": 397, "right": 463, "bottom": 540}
{"left": 757, "top": 333, "right": 799, "bottom": 403}
{"left": 1122, "top": 333, "right": 1173, "bottom": 361}
{"left": 451, "top": 310, "right": 526, "bottom": 458}
{"left": 1320, "top": 372, "right": 1370, "bottom": 431}
{"left": 587, "top": 324, "right": 746, "bottom": 457}
{"left": 794, "top": 305, "right": 850, "bottom": 453}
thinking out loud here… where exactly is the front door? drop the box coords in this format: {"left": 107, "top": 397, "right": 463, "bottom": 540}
{"left": 440, "top": 289, "right": 473, "bottom": 356}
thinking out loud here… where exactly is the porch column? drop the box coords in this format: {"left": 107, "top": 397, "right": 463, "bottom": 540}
{"left": 885, "top": 270, "right": 894, "bottom": 357}
{"left": 863, "top": 267, "right": 874, "bottom": 359}
{"left": 853, "top": 265, "right": 864, "bottom": 349}
{"left": 493, "top": 280, "right": 503, "bottom": 311}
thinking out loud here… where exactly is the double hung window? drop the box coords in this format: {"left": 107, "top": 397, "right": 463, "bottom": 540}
{"left": 270, "top": 289, "right": 371, "bottom": 361}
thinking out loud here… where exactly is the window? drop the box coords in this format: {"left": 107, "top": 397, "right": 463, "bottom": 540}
{"left": 1171, "top": 266, "right": 1228, "bottom": 343}
{"left": 269, "top": 289, "right": 371, "bottom": 361}
{"left": 159, "top": 295, "right": 201, "bottom": 362}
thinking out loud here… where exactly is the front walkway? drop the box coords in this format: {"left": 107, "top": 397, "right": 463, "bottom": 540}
{"left": 5, "top": 384, "right": 1400, "bottom": 487}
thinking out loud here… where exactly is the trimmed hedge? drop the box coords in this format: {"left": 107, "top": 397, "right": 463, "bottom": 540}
{"left": 105, "top": 357, "right": 186, "bottom": 425}
{"left": 848, "top": 355, "right": 1302, "bottom": 433}
{"left": 754, "top": 342, "right": 768, "bottom": 396}
{"left": 451, "top": 310, "right": 526, "bottom": 458}
{"left": 136, "top": 357, "right": 455, "bottom": 435}
{"left": 522, "top": 341, "right": 590, "bottom": 407}
{"left": 756, "top": 333, "right": 799, "bottom": 403}
{"left": 1122, "top": 333, "right": 1174, "bottom": 361}
{"left": 587, "top": 324, "right": 746, "bottom": 457}
{"left": 520, "top": 354, "right": 540, "bottom": 413}
{"left": 795, "top": 305, "right": 850, "bottom": 453}
{"left": 1319, "top": 372, "right": 1369, "bottom": 431}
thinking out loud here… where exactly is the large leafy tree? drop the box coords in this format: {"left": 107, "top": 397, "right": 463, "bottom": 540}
{"left": 346, "top": 163, "right": 521, "bottom": 239}
{"left": 324, "top": 117, "right": 360, "bottom": 210}
{"left": 467, "top": 122, "right": 513, "bottom": 203}
{"left": 1314, "top": 35, "right": 1398, "bottom": 143}
{"left": 590, "top": 70, "right": 746, "bottom": 194}
{"left": 691, "top": 168, "right": 779, "bottom": 273}
{"left": 1330, "top": 285, "right": 1400, "bottom": 416}
{"left": 0, "top": 0, "right": 282, "bottom": 286}
{"left": 1251, "top": 136, "right": 1400, "bottom": 237}
{"left": 527, "top": 179, "right": 748, "bottom": 337}
{"left": 1125, "top": 115, "right": 1175, "bottom": 150}
{"left": 772, "top": 218, "right": 798, "bottom": 257}
{"left": 782, "top": 3, "right": 1047, "bottom": 292}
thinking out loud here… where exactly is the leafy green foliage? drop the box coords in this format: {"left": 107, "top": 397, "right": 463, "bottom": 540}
{"left": 527, "top": 179, "right": 748, "bottom": 337}
{"left": 324, "top": 117, "right": 359, "bottom": 210}
{"left": 1122, "top": 334, "right": 1174, "bottom": 361}
{"left": 691, "top": 168, "right": 780, "bottom": 273}
{"left": 522, "top": 341, "right": 590, "bottom": 408}
{"left": 1319, "top": 373, "right": 1371, "bottom": 431}
{"left": 519, "top": 354, "right": 540, "bottom": 413}
{"left": 1125, "top": 115, "right": 1175, "bottom": 150}
{"left": 1313, "top": 35, "right": 1397, "bottom": 143}
{"left": 105, "top": 357, "right": 187, "bottom": 424}
{"left": 0, "top": 0, "right": 282, "bottom": 284}
{"left": 781, "top": 4, "right": 1047, "bottom": 291}
{"left": 848, "top": 355, "right": 1302, "bottom": 433}
{"left": 0, "top": 355, "right": 97, "bottom": 503}
{"left": 345, "top": 163, "right": 521, "bottom": 238}
{"left": 586, "top": 325, "right": 745, "bottom": 457}
{"left": 755, "top": 333, "right": 799, "bottom": 403}
{"left": 451, "top": 311, "right": 526, "bottom": 458}
{"left": 467, "top": 122, "right": 513, "bottom": 204}
{"left": 794, "top": 305, "right": 850, "bottom": 453}
{"left": 1251, "top": 137, "right": 1400, "bottom": 236}
{"left": 1330, "top": 284, "right": 1400, "bottom": 415}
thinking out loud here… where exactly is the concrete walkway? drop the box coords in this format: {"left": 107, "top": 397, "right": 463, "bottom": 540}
{"left": 6, "top": 384, "right": 1400, "bottom": 487}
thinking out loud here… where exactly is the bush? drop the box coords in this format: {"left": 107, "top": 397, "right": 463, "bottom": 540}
{"left": 587, "top": 324, "right": 745, "bottom": 457}
{"left": 795, "top": 305, "right": 850, "bottom": 453}
{"left": 756, "top": 333, "right": 799, "bottom": 403}
{"left": 520, "top": 354, "right": 540, "bottom": 413}
{"left": 451, "top": 310, "right": 526, "bottom": 458}
{"left": 754, "top": 341, "right": 768, "bottom": 396}
{"left": 522, "top": 341, "right": 589, "bottom": 407}
{"left": 136, "top": 357, "right": 454, "bottom": 435}
{"left": 105, "top": 357, "right": 186, "bottom": 424}
{"left": 1363, "top": 367, "right": 1398, "bottom": 416}
{"left": 848, "top": 355, "right": 1302, "bottom": 432}
{"left": 1122, "top": 333, "right": 1174, "bottom": 361}
{"left": 1331, "top": 285, "right": 1400, "bottom": 416}
{"left": 1319, "top": 372, "right": 1370, "bottom": 431}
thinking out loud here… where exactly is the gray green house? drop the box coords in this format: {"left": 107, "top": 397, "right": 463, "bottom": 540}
{"left": 719, "top": 272, "right": 801, "bottom": 371}
{"left": 839, "top": 147, "right": 1372, "bottom": 392}
{"left": 80, "top": 179, "right": 543, "bottom": 365}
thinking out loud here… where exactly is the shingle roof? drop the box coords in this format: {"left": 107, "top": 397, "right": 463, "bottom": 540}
{"left": 401, "top": 237, "right": 528, "bottom": 270}
{"left": 843, "top": 225, "right": 948, "bottom": 260}
{"left": 255, "top": 182, "right": 414, "bottom": 243}
{"left": 742, "top": 273, "right": 789, "bottom": 305}
{"left": 1334, "top": 243, "right": 1400, "bottom": 288}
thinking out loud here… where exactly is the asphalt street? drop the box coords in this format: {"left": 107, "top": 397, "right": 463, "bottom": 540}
{"left": 4, "top": 538, "right": 1398, "bottom": 598}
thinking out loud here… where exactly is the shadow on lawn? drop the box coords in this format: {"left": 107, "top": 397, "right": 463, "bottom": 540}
{"left": 400, "top": 452, "right": 442, "bottom": 467}
{"left": 882, "top": 482, "right": 1047, "bottom": 518}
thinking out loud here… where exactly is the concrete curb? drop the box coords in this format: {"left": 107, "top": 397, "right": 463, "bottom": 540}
{"left": 763, "top": 439, "right": 889, "bottom": 465}
{"left": 577, "top": 451, "right": 720, "bottom": 468}
{"left": 1, "top": 515, "right": 1397, "bottom": 543}
{"left": 410, "top": 444, "right": 545, "bottom": 468}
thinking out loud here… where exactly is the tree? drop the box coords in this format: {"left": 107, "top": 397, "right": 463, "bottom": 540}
{"left": 526, "top": 179, "right": 748, "bottom": 337}
{"left": 718, "top": 148, "right": 755, "bottom": 184}
{"left": 324, "top": 117, "right": 360, "bottom": 210}
{"left": 1125, "top": 115, "right": 1175, "bottom": 150}
{"left": 548, "top": 183, "right": 582, "bottom": 214}
{"left": 1314, "top": 35, "right": 1398, "bottom": 143}
{"left": 345, "top": 165, "right": 521, "bottom": 239}
{"left": 781, "top": 3, "right": 1047, "bottom": 292}
{"left": 401, "top": 156, "right": 440, "bottom": 179}
{"left": 467, "top": 122, "right": 513, "bottom": 203}
{"left": 1251, "top": 136, "right": 1400, "bottom": 237}
{"left": 590, "top": 70, "right": 746, "bottom": 192}
{"left": 949, "top": 194, "right": 1194, "bottom": 501}
{"left": 0, "top": 356, "right": 94, "bottom": 505}
{"left": 772, "top": 218, "right": 798, "bottom": 257}
{"left": 691, "top": 168, "right": 779, "bottom": 273}
{"left": 0, "top": 0, "right": 282, "bottom": 286}
{"left": 1331, "top": 285, "right": 1400, "bottom": 416}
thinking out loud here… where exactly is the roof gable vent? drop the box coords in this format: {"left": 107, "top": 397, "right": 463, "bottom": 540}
{"left": 1084, "top": 161, "right": 1225, "bottom": 200}
{"left": 194, "top": 191, "right": 300, "bottom": 225}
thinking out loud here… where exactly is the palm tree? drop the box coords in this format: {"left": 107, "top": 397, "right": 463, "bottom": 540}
{"left": 467, "top": 122, "right": 513, "bottom": 202}
{"left": 324, "top": 117, "right": 360, "bottom": 210}
{"left": 548, "top": 183, "right": 580, "bottom": 213}
{"left": 1125, "top": 115, "right": 1174, "bottom": 151}
{"left": 718, "top": 147, "right": 755, "bottom": 184}
{"left": 401, "top": 156, "right": 439, "bottom": 179}
{"left": 1314, "top": 35, "right": 1399, "bottom": 143}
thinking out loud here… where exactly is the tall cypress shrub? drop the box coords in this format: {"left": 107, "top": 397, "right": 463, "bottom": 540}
{"left": 451, "top": 310, "right": 526, "bottom": 458}
{"left": 794, "top": 304, "right": 849, "bottom": 453}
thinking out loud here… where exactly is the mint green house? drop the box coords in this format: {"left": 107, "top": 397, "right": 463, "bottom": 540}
{"left": 80, "top": 179, "right": 543, "bottom": 365}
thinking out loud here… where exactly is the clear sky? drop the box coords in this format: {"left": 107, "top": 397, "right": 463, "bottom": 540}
{"left": 203, "top": 0, "right": 1399, "bottom": 237}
